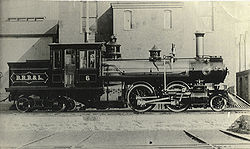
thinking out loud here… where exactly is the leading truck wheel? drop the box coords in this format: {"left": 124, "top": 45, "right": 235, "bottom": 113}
{"left": 127, "top": 84, "right": 155, "bottom": 113}
{"left": 16, "top": 96, "right": 32, "bottom": 112}
{"left": 166, "top": 81, "right": 190, "bottom": 112}
{"left": 210, "top": 95, "right": 227, "bottom": 112}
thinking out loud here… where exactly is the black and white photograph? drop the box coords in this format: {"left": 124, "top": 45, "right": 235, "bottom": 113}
{"left": 0, "top": 0, "right": 250, "bottom": 148}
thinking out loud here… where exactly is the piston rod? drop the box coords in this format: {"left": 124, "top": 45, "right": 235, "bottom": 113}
{"left": 136, "top": 96, "right": 190, "bottom": 105}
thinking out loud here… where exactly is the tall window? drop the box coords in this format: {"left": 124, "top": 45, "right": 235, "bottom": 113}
{"left": 164, "top": 10, "right": 172, "bottom": 29}
{"left": 124, "top": 10, "right": 132, "bottom": 30}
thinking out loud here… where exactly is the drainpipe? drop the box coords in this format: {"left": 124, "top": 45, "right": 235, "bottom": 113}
{"left": 85, "top": 1, "right": 89, "bottom": 43}
{"left": 80, "top": 1, "right": 83, "bottom": 41}
{"left": 244, "top": 32, "right": 247, "bottom": 70}
{"left": 239, "top": 34, "right": 243, "bottom": 72}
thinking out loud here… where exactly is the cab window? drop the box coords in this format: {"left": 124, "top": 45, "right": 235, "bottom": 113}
{"left": 88, "top": 50, "right": 96, "bottom": 68}
{"left": 79, "top": 50, "right": 96, "bottom": 69}
{"left": 79, "top": 50, "right": 87, "bottom": 69}
{"left": 53, "top": 50, "right": 62, "bottom": 69}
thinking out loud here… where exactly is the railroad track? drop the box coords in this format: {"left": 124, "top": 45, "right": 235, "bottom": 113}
{"left": 1, "top": 129, "right": 250, "bottom": 149}
{"left": 228, "top": 92, "right": 250, "bottom": 109}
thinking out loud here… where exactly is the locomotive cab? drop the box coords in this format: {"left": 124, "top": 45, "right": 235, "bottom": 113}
{"left": 49, "top": 43, "right": 105, "bottom": 88}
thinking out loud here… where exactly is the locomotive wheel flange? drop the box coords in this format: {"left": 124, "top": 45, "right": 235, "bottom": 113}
{"left": 210, "top": 94, "right": 227, "bottom": 112}
{"left": 165, "top": 81, "right": 190, "bottom": 112}
{"left": 127, "top": 84, "right": 155, "bottom": 113}
{"left": 16, "top": 96, "right": 33, "bottom": 112}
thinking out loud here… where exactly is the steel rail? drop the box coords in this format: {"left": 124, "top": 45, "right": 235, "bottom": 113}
{"left": 16, "top": 133, "right": 56, "bottom": 149}
{"left": 228, "top": 92, "right": 250, "bottom": 107}
{"left": 71, "top": 132, "right": 95, "bottom": 148}
{"left": 183, "top": 130, "right": 217, "bottom": 149}
{"left": 219, "top": 130, "right": 250, "bottom": 142}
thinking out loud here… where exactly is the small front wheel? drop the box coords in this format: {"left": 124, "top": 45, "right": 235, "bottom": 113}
{"left": 210, "top": 95, "right": 227, "bottom": 112}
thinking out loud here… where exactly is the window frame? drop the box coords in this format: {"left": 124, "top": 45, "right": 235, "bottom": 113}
{"left": 79, "top": 49, "right": 97, "bottom": 69}
{"left": 52, "top": 50, "right": 63, "bottom": 69}
{"left": 123, "top": 10, "right": 133, "bottom": 30}
{"left": 163, "top": 10, "right": 172, "bottom": 30}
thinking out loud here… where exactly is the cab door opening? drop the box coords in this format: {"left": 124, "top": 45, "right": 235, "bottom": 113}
{"left": 65, "top": 49, "right": 76, "bottom": 88}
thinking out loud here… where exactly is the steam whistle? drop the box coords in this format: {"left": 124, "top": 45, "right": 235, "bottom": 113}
{"left": 171, "top": 43, "right": 176, "bottom": 58}
{"left": 170, "top": 43, "right": 176, "bottom": 69}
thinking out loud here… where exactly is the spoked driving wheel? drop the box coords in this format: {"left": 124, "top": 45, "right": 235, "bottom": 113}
{"left": 127, "top": 84, "right": 155, "bottom": 113}
{"left": 16, "top": 96, "right": 33, "bottom": 112}
{"left": 166, "top": 81, "right": 190, "bottom": 112}
{"left": 210, "top": 94, "right": 227, "bottom": 112}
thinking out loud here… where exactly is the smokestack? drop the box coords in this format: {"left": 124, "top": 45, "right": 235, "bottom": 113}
{"left": 195, "top": 32, "right": 205, "bottom": 58}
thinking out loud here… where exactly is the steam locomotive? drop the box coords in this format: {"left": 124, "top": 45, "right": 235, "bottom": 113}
{"left": 5, "top": 32, "right": 229, "bottom": 113}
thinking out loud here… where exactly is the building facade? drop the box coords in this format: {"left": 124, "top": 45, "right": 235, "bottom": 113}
{"left": 1, "top": 0, "right": 250, "bottom": 98}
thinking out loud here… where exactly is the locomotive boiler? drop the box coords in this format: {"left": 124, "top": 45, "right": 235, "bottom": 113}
{"left": 5, "top": 32, "right": 228, "bottom": 113}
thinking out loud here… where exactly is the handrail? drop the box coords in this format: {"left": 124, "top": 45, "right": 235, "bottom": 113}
{"left": 103, "top": 64, "right": 124, "bottom": 74}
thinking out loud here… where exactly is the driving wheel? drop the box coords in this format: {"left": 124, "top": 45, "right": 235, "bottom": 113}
{"left": 127, "top": 84, "right": 155, "bottom": 113}
{"left": 166, "top": 81, "right": 190, "bottom": 112}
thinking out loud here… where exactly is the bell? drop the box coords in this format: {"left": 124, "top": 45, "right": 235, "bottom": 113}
{"left": 105, "top": 35, "right": 121, "bottom": 59}
{"left": 149, "top": 45, "right": 161, "bottom": 61}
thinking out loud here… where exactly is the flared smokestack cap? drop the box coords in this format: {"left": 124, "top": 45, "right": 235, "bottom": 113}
{"left": 195, "top": 32, "right": 205, "bottom": 58}
{"left": 195, "top": 32, "right": 205, "bottom": 37}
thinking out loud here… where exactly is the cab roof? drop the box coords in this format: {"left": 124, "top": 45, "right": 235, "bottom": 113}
{"left": 49, "top": 42, "right": 105, "bottom": 46}
{"left": 49, "top": 42, "right": 106, "bottom": 50}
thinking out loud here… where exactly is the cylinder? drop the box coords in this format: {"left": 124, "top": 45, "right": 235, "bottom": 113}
{"left": 195, "top": 32, "right": 205, "bottom": 58}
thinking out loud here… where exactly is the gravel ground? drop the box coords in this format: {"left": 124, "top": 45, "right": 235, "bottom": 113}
{"left": 0, "top": 109, "right": 249, "bottom": 132}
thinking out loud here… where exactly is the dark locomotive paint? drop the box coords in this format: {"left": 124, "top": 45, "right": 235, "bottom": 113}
{"left": 5, "top": 41, "right": 229, "bottom": 112}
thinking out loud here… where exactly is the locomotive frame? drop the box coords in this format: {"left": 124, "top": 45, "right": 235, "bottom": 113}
{"left": 5, "top": 33, "right": 229, "bottom": 113}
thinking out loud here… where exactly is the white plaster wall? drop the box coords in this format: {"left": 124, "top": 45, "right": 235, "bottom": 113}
{"left": 0, "top": 37, "right": 52, "bottom": 93}
{"left": 59, "top": 1, "right": 83, "bottom": 43}
{"left": 113, "top": 2, "right": 240, "bottom": 87}
{"left": 114, "top": 7, "right": 184, "bottom": 59}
